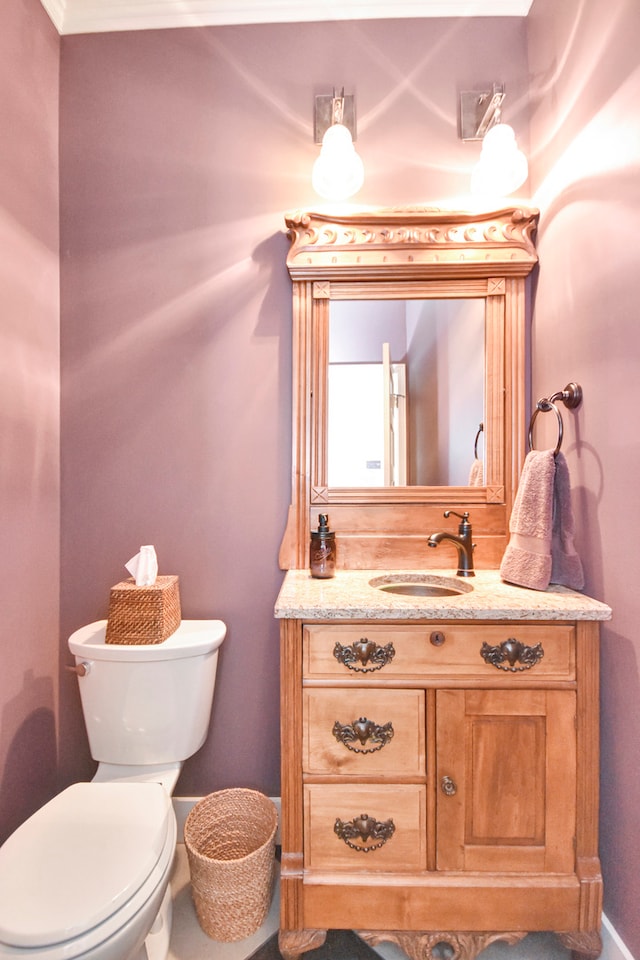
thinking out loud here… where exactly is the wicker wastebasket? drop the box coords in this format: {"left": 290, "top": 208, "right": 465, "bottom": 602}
{"left": 184, "top": 788, "right": 278, "bottom": 942}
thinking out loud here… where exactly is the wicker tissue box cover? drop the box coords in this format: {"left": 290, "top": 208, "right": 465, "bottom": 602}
{"left": 105, "top": 575, "right": 181, "bottom": 645}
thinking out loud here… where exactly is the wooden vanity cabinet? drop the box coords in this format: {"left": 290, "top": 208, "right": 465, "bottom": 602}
{"left": 277, "top": 207, "right": 605, "bottom": 960}
{"left": 279, "top": 616, "right": 602, "bottom": 960}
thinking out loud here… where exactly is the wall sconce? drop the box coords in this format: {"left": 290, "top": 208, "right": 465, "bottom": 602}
{"left": 312, "top": 90, "right": 364, "bottom": 202}
{"left": 460, "top": 84, "right": 528, "bottom": 196}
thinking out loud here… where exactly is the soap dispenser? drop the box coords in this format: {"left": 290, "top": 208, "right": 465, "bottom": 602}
{"left": 310, "top": 515, "right": 336, "bottom": 579}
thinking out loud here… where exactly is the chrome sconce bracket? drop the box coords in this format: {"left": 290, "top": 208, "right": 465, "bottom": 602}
{"left": 459, "top": 84, "right": 505, "bottom": 140}
{"left": 314, "top": 92, "right": 357, "bottom": 143}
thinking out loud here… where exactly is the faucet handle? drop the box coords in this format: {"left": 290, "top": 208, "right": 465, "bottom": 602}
{"left": 444, "top": 510, "right": 470, "bottom": 523}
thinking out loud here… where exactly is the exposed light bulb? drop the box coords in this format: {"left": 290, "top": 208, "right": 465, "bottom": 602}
{"left": 312, "top": 123, "right": 364, "bottom": 201}
{"left": 471, "top": 122, "right": 528, "bottom": 197}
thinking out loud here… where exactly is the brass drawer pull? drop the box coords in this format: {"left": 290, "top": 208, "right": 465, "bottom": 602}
{"left": 332, "top": 717, "right": 395, "bottom": 754}
{"left": 334, "top": 813, "right": 396, "bottom": 852}
{"left": 333, "top": 638, "right": 396, "bottom": 673}
{"left": 441, "top": 776, "right": 457, "bottom": 797}
{"left": 480, "top": 638, "right": 544, "bottom": 672}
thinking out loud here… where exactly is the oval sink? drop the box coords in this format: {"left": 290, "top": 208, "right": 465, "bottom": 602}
{"left": 378, "top": 583, "right": 463, "bottom": 597}
{"left": 369, "top": 574, "right": 474, "bottom": 598}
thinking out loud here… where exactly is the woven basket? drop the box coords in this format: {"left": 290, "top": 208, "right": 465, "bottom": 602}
{"left": 184, "top": 788, "right": 278, "bottom": 942}
{"left": 105, "top": 575, "right": 181, "bottom": 645}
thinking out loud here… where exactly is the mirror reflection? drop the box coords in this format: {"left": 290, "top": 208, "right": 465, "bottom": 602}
{"left": 328, "top": 300, "right": 485, "bottom": 487}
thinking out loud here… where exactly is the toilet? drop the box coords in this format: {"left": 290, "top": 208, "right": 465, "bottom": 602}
{"left": 0, "top": 618, "right": 226, "bottom": 960}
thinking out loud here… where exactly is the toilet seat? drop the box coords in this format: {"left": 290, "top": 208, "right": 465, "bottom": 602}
{"left": 0, "top": 782, "right": 175, "bottom": 956}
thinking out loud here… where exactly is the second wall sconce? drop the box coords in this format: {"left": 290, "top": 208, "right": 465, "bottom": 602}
{"left": 460, "top": 84, "right": 528, "bottom": 196}
{"left": 312, "top": 90, "right": 364, "bottom": 202}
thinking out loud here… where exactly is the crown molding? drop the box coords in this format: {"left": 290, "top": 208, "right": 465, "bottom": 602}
{"left": 39, "top": 0, "right": 66, "bottom": 32}
{"left": 40, "top": 0, "right": 533, "bottom": 36}
{"left": 284, "top": 205, "right": 540, "bottom": 281}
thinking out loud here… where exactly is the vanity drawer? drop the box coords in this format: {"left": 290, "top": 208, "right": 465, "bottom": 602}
{"left": 303, "top": 688, "right": 425, "bottom": 777}
{"left": 304, "top": 783, "right": 426, "bottom": 872}
{"left": 304, "top": 623, "right": 575, "bottom": 682}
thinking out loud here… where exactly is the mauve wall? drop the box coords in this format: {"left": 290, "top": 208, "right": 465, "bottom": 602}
{"left": 527, "top": 0, "right": 640, "bottom": 954}
{"left": 3, "top": 4, "right": 637, "bottom": 950}
{"left": 0, "top": 0, "right": 60, "bottom": 844}
{"left": 58, "top": 19, "right": 528, "bottom": 795}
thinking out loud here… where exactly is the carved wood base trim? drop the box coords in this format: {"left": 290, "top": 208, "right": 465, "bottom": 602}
{"left": 356, "top": 930, "right": 527, "bottom": 960}
{"left": 278, "top": 927, "right": 602, "bottom": 960}
{"left": 556, "top": 930, "right": 603, "bottom": 960}
{"left": 278, "top": 928, "right": 327, "bottom": 960}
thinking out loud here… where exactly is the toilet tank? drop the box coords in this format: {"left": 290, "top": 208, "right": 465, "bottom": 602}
{"left": 68, "top": 619, "right": 226, "bottom": 765}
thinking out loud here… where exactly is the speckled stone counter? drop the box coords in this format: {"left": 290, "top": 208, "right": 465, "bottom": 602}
{"left": 274, "top": 569, "right": 612, "bottom": 621}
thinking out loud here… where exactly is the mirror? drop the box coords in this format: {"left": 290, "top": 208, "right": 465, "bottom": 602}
{"left": 328, "top": 298, "right": 485, "bottom": 487}
{"left": 280, "top": 206, "right": 539, "bottom": 571}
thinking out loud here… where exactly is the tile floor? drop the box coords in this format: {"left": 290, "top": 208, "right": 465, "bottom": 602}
{"left": 168, "top": 844, "right": 570, "bottom": 960}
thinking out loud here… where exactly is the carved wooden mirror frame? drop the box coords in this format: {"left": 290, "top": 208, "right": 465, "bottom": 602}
{"left": 280, "top": 206, "right": 539, "bottom": 571}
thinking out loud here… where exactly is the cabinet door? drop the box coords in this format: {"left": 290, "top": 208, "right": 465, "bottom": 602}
{"left": 436, "top": 689, "right": 576, "bottom": 873}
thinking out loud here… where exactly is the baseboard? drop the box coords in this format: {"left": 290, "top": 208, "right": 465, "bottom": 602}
{"left": 602, "top": 915, "right": 636, "bottom": 960}
{"left": 173, "top": 795, "right": 282, "bottom": 845}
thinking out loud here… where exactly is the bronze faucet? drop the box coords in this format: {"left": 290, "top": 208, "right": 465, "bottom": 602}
{"left": 427, "top": 510, "right": 475, "bottom": 577}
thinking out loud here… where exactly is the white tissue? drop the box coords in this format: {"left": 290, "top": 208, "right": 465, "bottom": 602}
{"left": 125, "top": 545, "right": 158, "bottom": 586}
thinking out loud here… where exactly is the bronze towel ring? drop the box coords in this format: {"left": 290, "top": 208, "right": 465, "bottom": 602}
{"left": 473, "top": 422, "right": 484, "bottom": 459}
{"left": 528, "top": 400, "right": 563, "bottom": 456}
{"left": 528, "top": 382, "right": 583, "bottom": 457}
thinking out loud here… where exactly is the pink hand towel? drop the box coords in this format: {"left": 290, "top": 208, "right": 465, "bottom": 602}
{"left": 500, "top": 450, "right": 555, "bottom": 590}
{"left": 550, "top": 452, "right": 584, "bottom": 590}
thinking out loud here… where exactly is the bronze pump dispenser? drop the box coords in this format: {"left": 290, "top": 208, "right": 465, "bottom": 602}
{"left": 310, "top": 514, "right": 336, "bottom": 579}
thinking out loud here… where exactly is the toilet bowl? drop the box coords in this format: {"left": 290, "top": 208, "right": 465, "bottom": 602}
{"left": 0, "top": 619, "right": 226, "bottom": 960}
{"left": 0, "top": 782, "right": 176, "bottom": 960}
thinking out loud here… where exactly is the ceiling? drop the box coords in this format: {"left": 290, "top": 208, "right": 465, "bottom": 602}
{"left": 40, "top": 0, "right": 533, "bottom": 36}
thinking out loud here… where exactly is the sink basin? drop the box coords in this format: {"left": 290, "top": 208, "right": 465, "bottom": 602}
{"left": 368, "top": 573, "right": 474, "bottom": 598}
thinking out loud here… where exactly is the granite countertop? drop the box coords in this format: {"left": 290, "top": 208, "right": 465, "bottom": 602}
{"left": 274, "top": 569, "right": 612, "bottom": 622}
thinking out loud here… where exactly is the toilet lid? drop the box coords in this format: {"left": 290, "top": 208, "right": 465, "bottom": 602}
{"left": 0, "top": 781, "right": 171, "bottom": 949}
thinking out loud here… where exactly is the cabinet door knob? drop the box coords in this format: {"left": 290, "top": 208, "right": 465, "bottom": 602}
{"left": 430, "top": 631, "right": 446, "bottom": 646}
{"left": 441, "top": 776, "right": 457, "bottom": 797}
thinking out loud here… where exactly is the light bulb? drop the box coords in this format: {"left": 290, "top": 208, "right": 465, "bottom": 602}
{"left": 312, "top": 123, "right": 364, "bottom": 201}
{"left": 471, "top": 122, "right": 528, "bottom": 197}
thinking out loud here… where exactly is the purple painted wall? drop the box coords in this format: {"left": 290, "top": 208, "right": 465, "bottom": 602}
{"left": 527, "top": 0, "right": 640, "bottom": 953}
{"left": 0, "top": 0, "right": 60, "bottom": 844}
{"left": 57, "top": 19, "right": 528, "bottom": 796}
{"left": 2, "top": 2, "right": 637, "bottom": 950}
